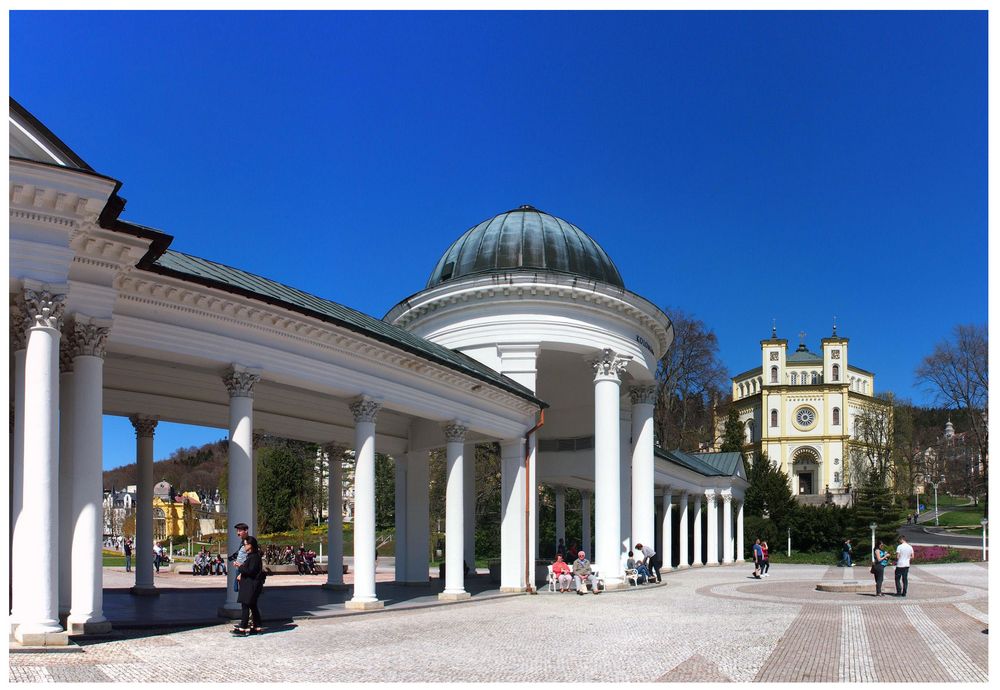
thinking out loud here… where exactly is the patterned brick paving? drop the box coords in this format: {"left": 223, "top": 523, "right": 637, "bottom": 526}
{"left": 9, "top": 563, "right": 987, "bottom": 683}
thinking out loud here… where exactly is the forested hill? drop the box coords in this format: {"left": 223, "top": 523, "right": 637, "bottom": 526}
{"left": 103, "top": 439, "right": 229, "bottom": 493}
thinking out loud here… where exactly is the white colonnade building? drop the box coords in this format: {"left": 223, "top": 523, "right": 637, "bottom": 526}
{"left": 9, "top": 99, "right": 746, "bottom": 645}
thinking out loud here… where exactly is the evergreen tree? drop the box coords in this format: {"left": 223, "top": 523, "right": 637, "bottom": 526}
{"left": 743, "top": 452, "right": 795, "bottom": 529}
{"left": 257, "top": 445, "right": 311, "bottom": 533}
{"left": 720, "top": 406, "right": 745, "bottom": 456}
{"left": 852, "top": 474, "right": 907, "bottom": 555}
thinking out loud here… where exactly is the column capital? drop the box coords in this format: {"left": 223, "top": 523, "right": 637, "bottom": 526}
{"left": 222, "top": 365, "right": 262, "bottom": 398}
{"left": 129, "top": 415, "right": 158, "bottom": 438}
{"left": 722, "top": 490, "right": 734, "bottom": 504}
{"left": 59, "top": 336, "right": 75, "bottom": 374}
{"left": 704, "top": 488, "right": 718, "bottom": 503}
{"left": 69, "top": 318, "right": 112, "bottom": 360}
{"left": 349, "top": 396, "right": 382, "bottom": 424}
{"left": 23, "top": 283, "right": 68, "bottom": 331}
{"left": 323, "top": 442, "right": 349, "bottom": 458}
{"left": 442, "top": 421, "right": 468, "bottom": 443}
{"left": 592, "top": 348, "right": 631, "bottom": 381}
{"left": 629, "top": 384, "right": 658, "bottom": 406}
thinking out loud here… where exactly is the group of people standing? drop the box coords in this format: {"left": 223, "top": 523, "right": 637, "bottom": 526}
{"left": 870, "top": 536, "right": 914, "bottom": 597}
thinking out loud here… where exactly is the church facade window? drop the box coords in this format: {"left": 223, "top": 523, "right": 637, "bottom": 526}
{"left": 771, "top": 409, "right": 778, "bottom": 427}
{"left": 832, "top": 407, "right": 840, "bottom": 425}
{"left": 832, "top": 364, "right": 840, "bottom": 381}
{"left": 770, "top": 366, "right": 778, "bottom": 383}
{"left": 790, "top": 372, "right": 797, "bottom": 385}
{"left": 811, "top": 371, "right": 819, "bottom": 384}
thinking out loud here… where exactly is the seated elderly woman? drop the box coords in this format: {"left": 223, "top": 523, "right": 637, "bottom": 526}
{"left": 551, "top": 553, "right": 573, "bottom": 592}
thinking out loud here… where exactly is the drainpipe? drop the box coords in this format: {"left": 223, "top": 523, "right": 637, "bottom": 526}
{"left": 524, "top": 410, "right": 545, "bottom": 593}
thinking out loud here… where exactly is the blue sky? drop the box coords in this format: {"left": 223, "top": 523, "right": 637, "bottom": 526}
{"left": 9, "top": 10, "right": 987, "bottom": 470}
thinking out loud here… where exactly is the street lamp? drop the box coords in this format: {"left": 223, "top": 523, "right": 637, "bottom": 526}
{"left": 787, "top": 527, "right": 791, "bottom": 558}
{"left": 869, "top": 522, "right": 877, "bottom": 563}
{"left": 981, "top": 518, "right": 988, "bottom": 562}
{"left": 931, "top": 475, "right": 945, "bottom": 526}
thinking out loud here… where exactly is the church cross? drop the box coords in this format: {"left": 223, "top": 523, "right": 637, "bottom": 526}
{"left": 798, "top": 330, "right": 806, "bottom": 343}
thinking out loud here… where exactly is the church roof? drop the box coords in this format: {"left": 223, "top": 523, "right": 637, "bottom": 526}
{"left": 147, "top": 250, "right": 546, "bottom": 409}
{"left": 786, "top": 343, "right": 823, "bottom": 364}
{"left": 425, "top": 205, "right": 625, "bottom": 289}
{"left": 9, "top": 97, "right": 94, "bottom": 171}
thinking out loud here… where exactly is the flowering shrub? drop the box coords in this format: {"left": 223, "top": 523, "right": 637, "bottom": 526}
{"left": 913, "top": 545, "right": 949, "bottom": 561}
{"left": 910, "top": 545, "right": 982, "bottom": 563}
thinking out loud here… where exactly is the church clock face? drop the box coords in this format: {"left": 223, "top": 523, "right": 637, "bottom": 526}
{"left": 794, "top": 406, "right": 817, "bottom": 428}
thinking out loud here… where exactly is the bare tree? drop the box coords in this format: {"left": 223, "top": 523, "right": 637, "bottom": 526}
{"left": 848, "top": 393, "right": 896, "bottom": 488}
{"left": 915, "top": 324, "right": 988, "bottom": 510}
{"left": 653, "top": 308, "right": 729, "bottom": 450}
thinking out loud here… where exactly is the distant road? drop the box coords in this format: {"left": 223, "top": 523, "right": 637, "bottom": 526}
{"left": 899, "top": 523, "right": 986, "bottom": 548}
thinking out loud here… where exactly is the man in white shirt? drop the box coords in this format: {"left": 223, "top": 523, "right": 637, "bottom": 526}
{"left": 894, "top": 536, "right": 914, "bottom": 597}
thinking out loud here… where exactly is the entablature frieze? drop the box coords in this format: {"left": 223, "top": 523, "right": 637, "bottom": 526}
{"left": 115, "top": 271, "right": 539, "bottom": 418}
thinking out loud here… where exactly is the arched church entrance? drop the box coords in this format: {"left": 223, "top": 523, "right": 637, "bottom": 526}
{"left": 791, "top": 447, "right": 821, "bottom": 496}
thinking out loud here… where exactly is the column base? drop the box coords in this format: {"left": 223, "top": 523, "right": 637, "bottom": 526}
{"left": 601, "top": 579, "right": 627, "bottom": 591}
{"left": 499, "top": 586, "right": 526, "bottom": 593}
{"left": 321, "top": 582, "right": 350, "bottom": 591}
{"left": 736, "top": 558, "right": 745, "bottom": 563}
{"left": 438, "top": 591, "right": 471, "bottom": 601}
{"left": 14, "top": 627, "right": 69, "bottom": 647}
{"left": 66, "top": 616, "right": 112, "bottom": 636}
{"left": 129, "top": 586, "right": 159, "bottom": 597}
{"left": 675, "top": 563, "right": 690, "bottom": 570}
{"left": 705, "top": 562, "right": 721, "bottom": 567}
{"left": 217, "top": 603, "right": 242, "bottom": 619}
{"left": 345, "top": 599, "right": 384, "bottom": 610}
{"left": 722, "top": 559, "right": 734, "bottom": 565}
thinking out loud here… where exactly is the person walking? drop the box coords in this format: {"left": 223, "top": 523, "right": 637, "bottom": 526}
{"left": 760, "top": 540, "right": 771, "bottom": 577}
{"left": 894, "top": 536, "right": 914, "bottom": 597}
{"left": 840, "top": 538, "right": 853, "bottom": 567}
{"left": 871, "top": 541, "right": 889, "bottom": 597}
{"left": 232, "top": 536, "right": 266, "bottom": 636}
{"left": 123, "top": 538, "right": 133, "bottom": 573}
{"left": 751, "top": 539, "right": 763, "bottom": 579}
{"left": 153, "top": 542, "right": 163, "bottom": 573}
{"left": 228, "top": 522, "right": 251, "bottom": 574}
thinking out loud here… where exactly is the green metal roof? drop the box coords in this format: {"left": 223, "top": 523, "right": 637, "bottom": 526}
{"left": 692, "top": 452, "right": 744, "bottom": 476}
{"left": 149, "top": 250, "right": 546, "bottom": 409}
{"left": 656, "top": 448, "right": 728, "bottom": 477}
{"left": 426, "top": 205, "right": 625, "bottom": 289}
{"left": 786, "top": 349, "right": 823, "bottom": 363}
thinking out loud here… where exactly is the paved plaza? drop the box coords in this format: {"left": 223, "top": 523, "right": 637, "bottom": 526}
{"left": 10, "top": 562, "right": 989, "bottom": 683}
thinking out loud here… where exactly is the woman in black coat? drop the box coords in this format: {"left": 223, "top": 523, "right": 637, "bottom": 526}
{"left": 234, "top": 536, "right": 265, "bottom": 635}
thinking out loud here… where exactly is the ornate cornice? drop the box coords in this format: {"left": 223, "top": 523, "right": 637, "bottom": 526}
{"left": 629, "top": 384, "right": 658, "bottom": 406}
{"left": 442, "top": 421, "right": 468, "bottom": 443}
{"left": 116, "top": 272, "right": 539, "bottom": 417}
{"left": 222, "top": 366, "right": 261, "bottom": 399}
{"left": 23, "top": 286, "right": 67, "bottom": 331}
{"left": 9, "top": 207, "right": 77, "bottom": 230}
{"left": 349, "top": 396, "right": 382, "bottom": 424}
{"left": 129, "top": 415, "right": 158, "bottom": 438}
{"left": 70, "top": 320, "right": 111, "bottom": 359}
{"left": 592, "top": 348, "right": 631, "bottom": 380}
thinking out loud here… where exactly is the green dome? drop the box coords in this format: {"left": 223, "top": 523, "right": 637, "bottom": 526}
{"left": 426, "top": 205, "right": 625, "bottom": 289}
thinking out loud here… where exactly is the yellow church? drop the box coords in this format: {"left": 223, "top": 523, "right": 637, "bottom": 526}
{"left": 728, "top": 326, "right": 888, "bottom": 505}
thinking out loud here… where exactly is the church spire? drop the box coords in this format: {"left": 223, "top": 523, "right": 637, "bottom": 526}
{"left": 771, "top": 319, "right": 776, "bottom": 339}
{"left": 832, "top": 315, "right": 837, "bottom": 336}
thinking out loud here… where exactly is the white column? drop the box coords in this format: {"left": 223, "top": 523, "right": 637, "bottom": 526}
{"left": 581, "top": 490, "right": 592, "bottom": 559}
{"left": 403, "top": 450, "right": 430, "bottom": 584}
{"left": 677, "top": 492, "right": 689, "bottom": 568}
{"left": 394, "top": 454, "right": 409, "bottom": 582}
{"left": 129, "top": 416, "right": 157, "bottom": 595}
{"left": 323, "top": 444, "right": 347, "bottom": 589}
{"left": 220, "top": 366, "right": 260, "bottom": 617}
{"left": 593, "top": 348, "right": 630, "bottom": 588}
{"left": 67, "top": 319, "right": 113, "bottom": 634}
{"left": 554, "top": 487, "right": 566, "bottom": 551}
{"left": 692, "top": 494, "right": 703, "bottom": 566}
{"left": 440, "top": 422, "right": 471, "bottom": 600}
{"left": 463, "top": 442, "right": 476, "bottom": 572}
{"left": 9, "top": 306, "right": 28, "bottom": 630}
{"left": 736, "top": 499, "right": 745, "bottom": 563}
{"left": 705, "top": 490, "right": 719, "bottom": 566}
{"left": 660, "top": 488, "right": 673, "bottom": 571}
{"left": 527, "top": 434, "right": 538, "bottom": 586}
{"left": 630, "top": 385, "right": 657, "bottom": 551}
{"left": 15, "top": 285, "right": 68, "bottom": 646}
{"left": 57, "top": 342, "right": 74, "bottom": 617}
{"left": 500, "top": 438, "right": 525, "bottom": 592}
{"left": 347, "top": 396, "right": 382, "bottom": 610}
{"left": 722, "top": 490, "right": 734, "bottom": 564}
{"left": 619, "top": 405, "right": 632, "bottom": 548}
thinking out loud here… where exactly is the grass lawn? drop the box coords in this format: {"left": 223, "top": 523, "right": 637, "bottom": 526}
{"left": 935, "top": 505, "right": 987, "bottom": 528}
